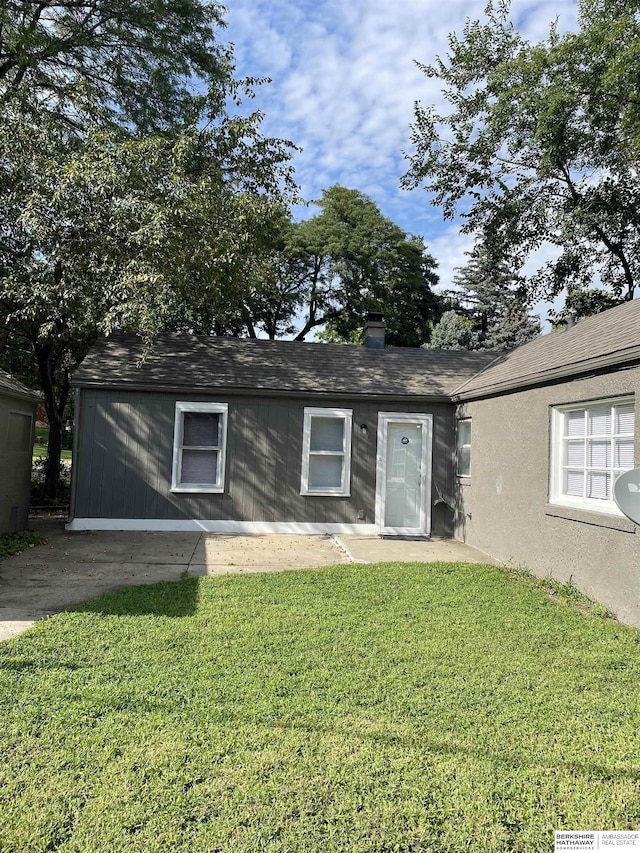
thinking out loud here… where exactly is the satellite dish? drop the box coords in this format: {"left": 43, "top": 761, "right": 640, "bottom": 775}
{"left": 613, "top": 469, "right": 640, "bottom": 525}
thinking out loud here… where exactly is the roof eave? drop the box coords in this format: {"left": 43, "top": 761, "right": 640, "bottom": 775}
{"left": 0, "top": 386, "right": 41, "bottom": 404}
{"left": 453, "top": 347, "right": 640, "bottom": 402}
{"left": 70, "top": 379, "right": 454, "bottom": 404}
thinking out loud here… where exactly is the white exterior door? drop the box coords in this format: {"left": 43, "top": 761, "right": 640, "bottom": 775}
{"left": 375, "top": 413, "right": 433, "bottom": 536}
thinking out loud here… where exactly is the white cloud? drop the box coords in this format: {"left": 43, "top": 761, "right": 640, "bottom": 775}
{"left": 225, "top": 0, "right": 580, "bottom": 279}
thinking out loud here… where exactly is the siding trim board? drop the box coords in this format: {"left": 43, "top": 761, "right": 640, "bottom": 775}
{"left": 66, "top": 518, "right": 377, "bottom": 534}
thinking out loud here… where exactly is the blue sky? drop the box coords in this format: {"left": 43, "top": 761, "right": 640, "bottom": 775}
{"left": 225, "top": 0, "right": 579, "bottom": 319}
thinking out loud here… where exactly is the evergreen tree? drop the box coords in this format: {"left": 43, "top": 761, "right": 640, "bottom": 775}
{"left": 427, "top": 243, "right": 541, "bottom": 351}
{"left": 425, "top": 311, "right": 479, "bottom": 350}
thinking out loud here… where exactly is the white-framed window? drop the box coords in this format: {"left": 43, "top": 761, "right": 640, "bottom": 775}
{"left": 301, "top": 407, "right": 352, "bottom": 496}
{"left": 171, "top": 402, "right": 228, "bottom": 493}
{"left": 550, "top": 397, "right": 635, "bottom": 515}
{"left": 456, "top": 419, "right": 471, "bottom": 477}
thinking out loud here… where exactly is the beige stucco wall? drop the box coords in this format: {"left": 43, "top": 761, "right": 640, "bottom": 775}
{"left": 455, "top": 368, "right": 640, "bottom": 628}
{"left": 0, "top": 394, "right": 36, "bottom": 533}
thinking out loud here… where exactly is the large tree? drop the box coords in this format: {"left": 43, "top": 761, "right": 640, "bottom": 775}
{"left": 0, "top": 0, "right": 297, "bottom": 500}
{"left": 0, "top": 106, "right": 295, "bottom": 499}
{"left": 403, "top": 0, "right": 640, "bottom": 311}
{"left": 246, "top": 186, "right": 442, "bottom": 347}
{"left": 0, "top": 0, "right": 228, "bottom": 131}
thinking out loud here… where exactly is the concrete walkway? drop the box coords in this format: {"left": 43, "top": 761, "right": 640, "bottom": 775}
{"left": 0, "top": 517, "right": 495, "bottom": 641}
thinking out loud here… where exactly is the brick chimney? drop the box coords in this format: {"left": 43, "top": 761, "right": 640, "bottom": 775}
{"left": 364, "top": 312, "right": 385, "bottom": 349}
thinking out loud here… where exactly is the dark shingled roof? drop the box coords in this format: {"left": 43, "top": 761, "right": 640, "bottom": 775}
{"left": 0, "top": 369, "right": 39, "bottom": 402}
{"left": 72, "top": 334, "right": 496, "bottom": 399}
{"left": 454, "top": 298, "right": 640, "bottom": 400}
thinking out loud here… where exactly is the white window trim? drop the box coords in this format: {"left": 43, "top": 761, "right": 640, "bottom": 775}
{"left": 300, "top": 407, "right": 352, "bottom": 497}
{"left": 456, "top": 418, "right": 472, "bottom": 478}
{"left": 549, "top": 396, "right": 634, "bottom": 517}
{"left": 171, "top": 402, "right": 228, "bottom": 493}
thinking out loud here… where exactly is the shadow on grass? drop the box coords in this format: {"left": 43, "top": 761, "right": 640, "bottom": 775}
{"left": 72, "top": 577, "right": 201, "bottom": 618}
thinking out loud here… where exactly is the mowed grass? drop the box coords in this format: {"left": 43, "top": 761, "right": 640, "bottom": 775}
{"left": 33, "top": 426, "right": 72, "bottom": 462}
{"left": 0, "top": 562, "right": 639, "bottom": 853}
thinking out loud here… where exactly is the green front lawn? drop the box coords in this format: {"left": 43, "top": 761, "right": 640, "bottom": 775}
{"left": 0, "top": 562, "right": 638, "bottom": 852}
{"left": 33, "top": 426, "right": 72, "bottom": 462}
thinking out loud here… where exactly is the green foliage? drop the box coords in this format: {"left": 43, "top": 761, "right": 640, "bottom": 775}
{"left": 0, "top": 562, "right": 638, "bottom": 851}
{"left": 0, "top": 530, "right": 44, "bottom": 562}
{"left": 403, "top": 0, "right": 640, "bottom": 308}
{"left": 0, "top": 78, "right": 296, "bottom": 498}
{"left": 0, "top": 0, "right": 228, "bottom": 133}
{"left": 549, "top": 287, "right": 622, "bottom": 328}
{"left": 30, "top": 458, "right": 71, "bottom": 506}
{"left": 429, "top": 240, "right": 541, "bottom": 351}
{"left": 263, "top": 186, "right": 442, "bottom": 347}
{"left": 425, "top": 310, "right": 479, "bottom": 350}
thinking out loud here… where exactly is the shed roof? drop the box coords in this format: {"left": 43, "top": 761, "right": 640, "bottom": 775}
{"left": 453, "top": 298, "right": 640, "bottom": 400}
{"left": 72, "top": 333, "right": 495, "bottom": 399}
{"left": 0, "top": 369, "right": 40, "bottom": 403}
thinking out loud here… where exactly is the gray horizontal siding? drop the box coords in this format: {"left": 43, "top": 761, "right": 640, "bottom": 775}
{"left": 73, "top": 390, "right": 455, "bottom": 534}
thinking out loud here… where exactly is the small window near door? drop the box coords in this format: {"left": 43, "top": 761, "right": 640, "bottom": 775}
{"left": 171, "top": 402, "right": 228, "bottom": 493}
{"left": 301, "top": 407, "right": 352, "bottom": 496}
{"left": 457, "top": 419, "right": 471, "bottom": 477}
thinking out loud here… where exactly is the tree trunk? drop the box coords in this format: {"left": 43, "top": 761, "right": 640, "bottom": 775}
{"left": 33, "top": 341, "right": 67, "bottom": 502}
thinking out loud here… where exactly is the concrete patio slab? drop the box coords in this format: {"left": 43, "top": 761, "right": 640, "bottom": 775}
{"left": 336, "top": 535, "right": 498, "bottom": 565}
{"left": 0, "top": 517, "right": 498, "bottom": 642}
{"left": 191, "top": 533, "right": 349, "bottom": 568}
{"left": 6, "top": 519, "right": 201, "bottom": 566}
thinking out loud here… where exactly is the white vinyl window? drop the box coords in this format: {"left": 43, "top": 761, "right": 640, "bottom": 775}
{"left": 171, "top": 402, "right": 228, "bottom": 493}
{"left": 301, "top": 407, "right": 352, "bottom": 496}
{"left": 456, "top": 419, "right": 471, "bottom": 477}
{"left": 550, "top": 397, "right": 635, "bottom": 515}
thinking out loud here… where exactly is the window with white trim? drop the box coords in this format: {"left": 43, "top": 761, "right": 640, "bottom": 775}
{"left": 550, "top": 397, "right": 635, "bottom": 514}
{"left": 456, "top": 419, "right": 471, "bottom": 477}
{"left": 301, "top": 407, "right": 352, "bottom": 496}
{"left": 171, "top": 402, "right": 228, "bottom": 493}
